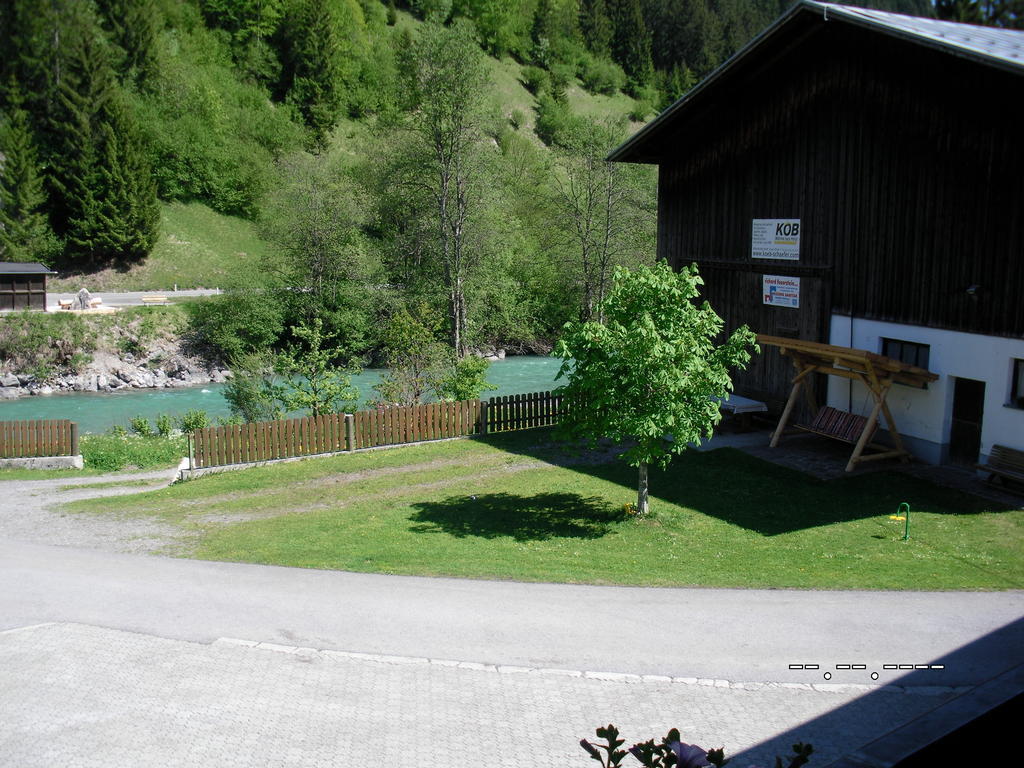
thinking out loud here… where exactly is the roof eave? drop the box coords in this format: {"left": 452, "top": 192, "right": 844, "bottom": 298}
{"left": 608, "top": 0, "right": 1024, "bottom": 164}
{"left": 607, "top": 1, "right": 817, "bottom": 164}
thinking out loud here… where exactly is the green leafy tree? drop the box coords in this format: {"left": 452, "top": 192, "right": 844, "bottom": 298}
{"left": 201, "top": 0, "right": 284, "bottom": 41}
{"left": 553, "top": 261, "right": 757, "bottom": 517}
{"left": 436, "top": 355, "right": 494, "bottom": 401}
{"left": 372, "top": 305, "right": 450, "bottom": 405}
{"left": 274, "top": 316, "right": 360, "bottom": 416}
{"left": 0, "top": 108, "right": 58, "bottom": 263}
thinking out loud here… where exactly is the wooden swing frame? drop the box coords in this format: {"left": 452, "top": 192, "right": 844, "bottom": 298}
{"left": 758, "top": 335, "right": 938, "bottom": 472}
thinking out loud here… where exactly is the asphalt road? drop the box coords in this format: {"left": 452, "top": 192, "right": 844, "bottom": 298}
{"left": 48, "top": 288, "right": 222, "bottom": 309}
{"left": 2, "top": 536, "right": 1022, "bottom": 688}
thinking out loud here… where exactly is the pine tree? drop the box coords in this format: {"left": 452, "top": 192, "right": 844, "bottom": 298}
{"left": 0, "top": 108, "right": 56, "bottom": 264}
{"left": 48, "top": 17, "right": 158, "bottom": 265}
{"left": 280, "top": 0, "right": 349, "bottom": 149}
{"left": 580, "top": 0, "right": 614, "bottom": 58}
{"left": 531, "top": 0, "right": 557, "bottom": 65}
{"left": 95, "top": 0, "right": 160, "bottom": 85}
{"left": 608, "top": 0, "right": 653, "bottom": 92}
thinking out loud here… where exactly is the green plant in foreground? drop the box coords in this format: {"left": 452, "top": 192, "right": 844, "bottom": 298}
{"left": 81, "top": 433, "right": 186, "bottom": 472}
{"left": 129, "top": 415, "right": 152, "bottom": 436}
{"left": 155, "top": 413, "right": 174, "bottom": 438}
{"left": 580, "top": 724, "right": 813, "bottom": 768}
{"left": 177, "top": 409, "right": 212, "bottom": 434}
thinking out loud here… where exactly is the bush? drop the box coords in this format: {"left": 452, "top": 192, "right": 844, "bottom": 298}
{"left": 177, "top": 409, "right": 212, "bottom": 434}
{"left": 534, "top": 94, "right": 586, "bottom": 148}
{"left": 186, "top": 291, "right": 286, "bottom": 363}
{"left": 436, "top": 356, "right": 494, "bottom": 402}
{"left": 129, "top": 416, "right": 153, "bottom": 436}
{"left": 520, "top": 65, "right": 551, "bottom": 96}
{"left": 509, "top": 109, "right": 526, "bottom": 130}
{"left": 155, "top": 413, "right": 174, "bottom": 438}
{"left": 578, "top": 54, "right": 626, "bottom": 96}
{"left": 81, "top": 433, "right": 187, "bottom": 472}
{"left": 548, "top": 61, "right": 575, "bottom": 101}
{"left": 0, "top": 311, "right": 95, "bottom": 381}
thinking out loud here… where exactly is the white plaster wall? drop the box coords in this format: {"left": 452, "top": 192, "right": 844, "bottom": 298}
{"left": 828, "top": 315, "right": 1024, "bottom": 459}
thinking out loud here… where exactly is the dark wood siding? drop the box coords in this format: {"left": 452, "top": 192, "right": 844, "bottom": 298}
{"left": 0, "top": 275, "right": 47, "bottom": 311}
{"left": 654, "top": 23, "right": 1024, "bottom": 405}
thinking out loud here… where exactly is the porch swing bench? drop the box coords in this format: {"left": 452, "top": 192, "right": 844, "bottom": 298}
{"left": 799, "top": 406, "right": 873, "bottom": 444}
{"left": 758, "top": 336, "right": 938, "bottom": 473}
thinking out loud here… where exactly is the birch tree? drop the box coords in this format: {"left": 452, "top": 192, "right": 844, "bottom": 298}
{"left": 399, "top": 19, "right": 490, "bottom": 357}
{"left": 553, "top": 118, "right": 654, "bottom": 323}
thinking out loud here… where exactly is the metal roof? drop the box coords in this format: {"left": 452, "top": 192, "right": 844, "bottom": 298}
{"left": 815, "top": 2, "right": 1024, "bottom": 70}
{"left": 609, "top": 1, "right": 1024, "bottom": 163}
{"left": 0, "top": 262, "right": 55, "bottom": 275}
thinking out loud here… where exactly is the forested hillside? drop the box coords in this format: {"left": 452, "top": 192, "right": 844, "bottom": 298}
{"left": 3, "top": 0, "right": 990, "bottom": 380}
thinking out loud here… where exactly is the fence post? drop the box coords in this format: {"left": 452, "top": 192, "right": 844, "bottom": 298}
{"left": 345, "top": 413, "right": 354, "bottom": 452}
{"left": 187, "top": 432, "right": 194, "bottom": 470}
{"left": 70, "top": 422, "right": 79, "bottom": 457}
{"left": 479, "top": 400, "right": 488, "bottom": 435}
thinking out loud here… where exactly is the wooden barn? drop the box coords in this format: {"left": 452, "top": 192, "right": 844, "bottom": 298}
{"left": 0, "top": 262, "right": 54, "bottom": 312}
{"left": 610, "top": 1, "right": 1024, "bottom": 467}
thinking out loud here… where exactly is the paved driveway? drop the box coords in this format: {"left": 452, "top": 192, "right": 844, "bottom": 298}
{"left": 1, "top": 469, "right": 1022, "bottom": 766}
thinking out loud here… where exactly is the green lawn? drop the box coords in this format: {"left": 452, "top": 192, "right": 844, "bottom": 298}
{"left": 49, "top": 201, "right": 270, "bottom": 293}
{"left": 64, "top": 430, "right": 1024, "bottom": 590}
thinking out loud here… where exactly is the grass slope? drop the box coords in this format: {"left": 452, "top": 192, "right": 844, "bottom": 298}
{"left": 49, "top": 201, "right": 270, "bottom": 293}
{"left": 65, "top": 430, "right": 1024, "bottom": 590}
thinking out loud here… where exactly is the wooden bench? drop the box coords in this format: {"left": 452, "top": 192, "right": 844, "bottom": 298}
{"left": 977, "top": 445, "right": 1024, "bottom": 489}
{"left": 798, "top": 405, "right": 875, "bottom": 444}
{"left": 141, "top": 296, "right": 168, "bottom": 305}
{"left": 57, "top": 299, "right": 73, "bottom": 310}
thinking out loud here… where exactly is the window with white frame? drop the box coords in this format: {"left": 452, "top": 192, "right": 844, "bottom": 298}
{"left": 1011, "top": 358, "right": 1024, "bottom": 409}
{"left": 881, "top": 338, "right": 930, "bottom": 388}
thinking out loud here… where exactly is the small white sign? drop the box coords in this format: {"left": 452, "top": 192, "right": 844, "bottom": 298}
{"left": 752, "top": 219, "right": 801, "bottom": 260}
{"left": 763, "top": 275, "right": 800, "bottom": 308}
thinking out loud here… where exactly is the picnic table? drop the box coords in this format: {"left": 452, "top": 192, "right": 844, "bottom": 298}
{"left": 714, "top": 394, "right": 768, "bottom": 430}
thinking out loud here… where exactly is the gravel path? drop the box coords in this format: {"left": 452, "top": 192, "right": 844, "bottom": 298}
{"left": 0, "top": 468, "right": 184, "bottom": 554}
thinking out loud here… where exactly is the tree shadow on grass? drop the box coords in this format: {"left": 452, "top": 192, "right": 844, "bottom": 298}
{"left": 471, "top": 430, "right": 1019, "bottom": 536}
{"left": 408, "top": 492, "right": 626, "bottom": 541}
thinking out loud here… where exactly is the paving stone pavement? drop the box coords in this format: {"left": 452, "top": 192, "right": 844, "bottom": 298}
{"left": 0, "top": 623, "right": 959, "bottom": 768}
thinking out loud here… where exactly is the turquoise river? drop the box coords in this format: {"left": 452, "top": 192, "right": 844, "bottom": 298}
{"left": 0, "top": 356, "right": 564, "bottom": 434}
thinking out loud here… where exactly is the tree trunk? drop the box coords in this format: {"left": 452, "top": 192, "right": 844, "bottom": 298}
{"left": 637, "top": 462, "right": 649, "bottom": 517}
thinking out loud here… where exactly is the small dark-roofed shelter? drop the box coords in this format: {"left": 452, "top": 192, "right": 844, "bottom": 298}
{"left": 0, "top": 263, "right": 56, "bottom": 311}
{"left": 609, "top": 1, "right": 1023, "bottom": 432}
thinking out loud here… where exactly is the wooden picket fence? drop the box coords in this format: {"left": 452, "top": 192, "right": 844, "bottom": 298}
{"left": 351, "top": 399, "right": 482, "bottom": 450}
{"left": 0, "top": 419, "right": 78, "bottom": 458}
{"left": 191, "top": 413, "right": 349, "bottom": 469}
{"left": 485, "top": 391, "right": 565, "bottom": 433}
{"left": 190, "top": 390, "right": 564, "bottom": 469}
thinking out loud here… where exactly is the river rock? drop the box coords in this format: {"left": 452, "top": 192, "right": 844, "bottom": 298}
{"left": 0, "top": 373, "right": 19, "bottom": 388}
{"left": 0, "top": 387, "right": 21, "bottom": 400}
